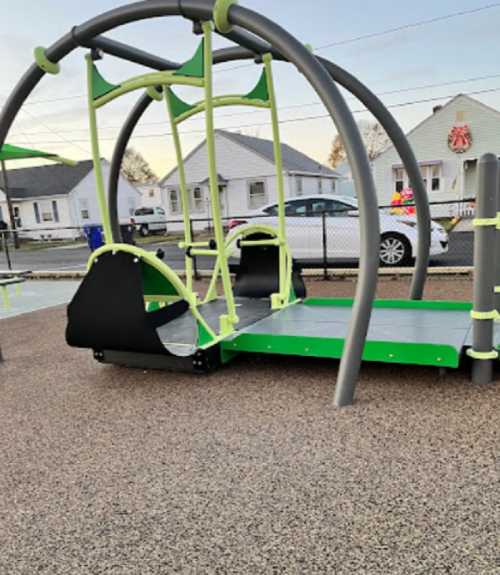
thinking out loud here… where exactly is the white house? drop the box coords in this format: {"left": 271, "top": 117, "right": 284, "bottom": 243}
{"left": 136, "top": 181, "right": 162, "bottom": 207}
{"left": 0, "top": 159, "right": 141, "bottom": 239}
{"left": 373, "top": 94, "right": 500, "bottom": 217}
{"left": 160, "top": 130, "right": 340, "bottom": 230}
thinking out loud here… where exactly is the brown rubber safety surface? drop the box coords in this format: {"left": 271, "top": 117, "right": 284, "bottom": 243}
{"left": 1, "top": 278, "right": 498, "bottom": 574}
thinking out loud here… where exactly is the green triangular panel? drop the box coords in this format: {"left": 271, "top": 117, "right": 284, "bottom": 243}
{"left": 174, "top": 38, "right": 205, "bottom": 78}
{"left": 167, "top": 88, "right": 195, "bottom": 120}
{"left": 244, "top": 69, "right": 269, "bottom": 102}
{"left": 197, "top": 321, "right": 214, "bottom": 348}
{"left": 0, "top": 143, "right": 57, "bottom": 162}
{"left": 92, "top": 64, "right": 120, "bottom": 100}
{"left": 141, "top": 262, "right": 178, "bottom": 297}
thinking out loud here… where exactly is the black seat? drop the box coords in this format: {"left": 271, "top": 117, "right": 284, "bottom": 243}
{"left": 233, "top": 232, "right": 306, "bottom": 299}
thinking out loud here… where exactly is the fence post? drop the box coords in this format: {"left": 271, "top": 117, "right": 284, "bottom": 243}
{"left": 467, "top": 153, "right": 498, "bottom": 384}
{"left": 322, "top": 210, "right": 328, "bottom": 280}
{"left": 496, "top": 161, "right": 500, "bottom": 315}
{"left": 189, "top": 218, "right": 200, "bottom": 281}
{"left": 1, "top": 231, "right": 12, "bottom": 271}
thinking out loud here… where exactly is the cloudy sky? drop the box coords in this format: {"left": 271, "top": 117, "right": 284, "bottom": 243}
{"left": 1, "top": 0, "right": 500, "bottom": 177}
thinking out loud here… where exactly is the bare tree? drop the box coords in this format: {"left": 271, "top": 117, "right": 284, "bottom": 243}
{"left": 121, "top": 148, "right": 157, "bottom": 183}
{"left": 328, "top": 120, "right": 390, "bottom": 168}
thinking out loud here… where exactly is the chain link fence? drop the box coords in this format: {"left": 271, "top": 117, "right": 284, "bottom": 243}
{"left": 0, "top": 200, "right": 475, "bottom": 275}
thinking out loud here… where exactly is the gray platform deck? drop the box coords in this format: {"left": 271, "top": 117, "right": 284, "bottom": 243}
{"left": 239, "top": 304, "right": 473, "bottom": 349}
{"left": 157, "top": 297, "right": 271, "bottom": 356}
{"left": 223, "top": 300, "right": 500, "bottom": 367}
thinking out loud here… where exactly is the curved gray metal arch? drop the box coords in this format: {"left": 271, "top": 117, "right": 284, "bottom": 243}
{"left": 109, "top": 43, "right": 430, "bottom": 299}
{"left": 0, "top": 0, "right": 380, "bottom": 406}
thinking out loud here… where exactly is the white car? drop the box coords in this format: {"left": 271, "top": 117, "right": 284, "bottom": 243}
{"left": 132, "top": 206, "right": 168, "bottom": 236}
{"left": 229, "top": 195, "right": 449, "bottom": 267}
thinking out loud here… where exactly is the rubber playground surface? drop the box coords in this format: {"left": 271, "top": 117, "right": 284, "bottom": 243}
{"left": 1, "top": 277, "right": 498, "bottom": 574}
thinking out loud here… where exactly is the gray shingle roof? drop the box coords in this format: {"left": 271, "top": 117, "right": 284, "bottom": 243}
{"left": 0, "top": 160, "right": 94, "bottom": 200}
{"left": 219, "top": 130, "right": 339, "bottom": 176}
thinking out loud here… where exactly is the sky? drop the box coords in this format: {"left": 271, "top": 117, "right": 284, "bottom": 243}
{"left": 1, "top": 0, "right": 500, "bottom": 178}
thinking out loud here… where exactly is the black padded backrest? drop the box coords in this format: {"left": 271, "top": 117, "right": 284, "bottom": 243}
{"left": 233, "top": 233, "right": 306, "bottom": 299}
{"left": 66, "top": 251, "right": 186, "bottom": 355}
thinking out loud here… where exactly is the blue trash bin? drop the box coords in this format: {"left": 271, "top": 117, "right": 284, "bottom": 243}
{"left": 83, "top": 225, "right": 104, "bottom": 252}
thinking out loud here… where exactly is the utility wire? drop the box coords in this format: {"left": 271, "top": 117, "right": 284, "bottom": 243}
{"left": 11, "top": 86, "right": 500, "bottom": 147}
{"left": 10, "top": 72, "right": 500, "bottom": 137}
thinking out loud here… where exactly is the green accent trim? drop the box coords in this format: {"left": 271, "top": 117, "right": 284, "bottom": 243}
{"left": 165, "top": 89, "right": 194, "bottom": 293}
{"left": 141, "top": 261, "right": 177, "bottom": 296}
{"left": 244, "top": 69, "right": 269, "bottom": 102}
{"left": 472, "top": 217, "right": 499, "bottom": 227}
{"left": 471, "top": 310, "right": 497, "bottom": 320}
{"left": 466, "top": 349, "right": 498, "bottom": 360}
{"left": 174, "top": 38, "right": 205, "bottom": 78}
{"left": 88, "top": 243, "right": 216, "bottom": 341}
{"left": 175, "top": 94, "right": 269, "bottom": 124}
{"left": 93, "top": 71, "right": 204, "bottom": 109}
{"left": 202, "top": 20, "right": 239, "bottom": 328}
{"left": 85, "top": 55, "right": 113, "bottom": 244}
{"left": 167, "top": 87, "right": 196, "bottom": 120}
{"left": 304, "top": 43, "right": 314, "bottom": 53}
{"left": 0, "top": 143, "right": 60, "bottom": 162}
{"left": 34, "top": 47, "right": 60, "bottom": 75}
{"left": 495, "top": 286, "right": 500, "bottom": 294}
{"left": 91, "top": 63, "right": 120, "bottom": 101}
{"left": 213, "top": 0, "right": 238, "bottom": 33}
{"left": 197, "top": 320, "right": 215, "bottom": 347}
{"left": 223, "top": 333, "right": 460, "bottom": 368}
{"left": 146, "top": 86, "right": 163, "bottom": 102}
{"left": 304, "top": 297, "right": 473, "bottom": 311}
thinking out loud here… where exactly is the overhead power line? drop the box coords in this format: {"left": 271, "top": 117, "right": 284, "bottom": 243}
{"left": 10, "top": 72, "right": 500, "bottom": 137}
{"left": 10, "top": 86, "right": 500, "bottom": 147}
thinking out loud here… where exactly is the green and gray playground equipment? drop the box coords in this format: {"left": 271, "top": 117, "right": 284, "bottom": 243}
{"left": 0, "top": 0, "right": 497, "bottom": 406}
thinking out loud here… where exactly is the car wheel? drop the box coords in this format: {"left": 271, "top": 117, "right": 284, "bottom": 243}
{"left": 139, "top": 225, "right": 149, "bottom": 237}
{"left": 380, "top": 234, "right": 412, "bottom": 267}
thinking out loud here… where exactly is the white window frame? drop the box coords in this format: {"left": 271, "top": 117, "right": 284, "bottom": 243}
{"left": 191, "top": 186, "right": 204, "bottom": 213}
{"left": 40, "top": 200, "right": 54, "bottom": 223}
{"left": 295, "top": 175, "right": 303, "bottom": 196}
{"left": 318, "top": 178, "right": 323, "bottom": 194}
{"left": 247, "top": 179, "right": 268, "bottom": 210}
{"left": 79, "top": 198, "right": 90, "bottom": 221}
{"left": 168, "top": 188, "right": 180, "bottom": 215}
{"left": 393, "top": 164, "right": 442, "bottom": 195}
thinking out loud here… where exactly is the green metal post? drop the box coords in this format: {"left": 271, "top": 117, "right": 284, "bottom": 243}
{"left": 85, "top": 54, "right": 113, "bottom": 244}
{"left": 263, "top": 53, "right": 287, "bottom": 307}
{"left": 202, "top": 21, "right": 238, "bottom": 331}
{"left": 165, "top": 90, "right": 194, "bottom": 293}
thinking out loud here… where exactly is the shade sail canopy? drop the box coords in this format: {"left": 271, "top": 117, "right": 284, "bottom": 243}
{"left": 0, "top": 144, "right": 75, "bottom": 165}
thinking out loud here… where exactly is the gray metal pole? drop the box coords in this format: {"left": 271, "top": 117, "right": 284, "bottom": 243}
{"left": 496, "top": 160, "right": 500, "bottom": 315}
{"left": 1, "top": 161, "right": 19, "bottom": 249}
{"left": 468, "top": 153, "right": 498, "bottom": 384}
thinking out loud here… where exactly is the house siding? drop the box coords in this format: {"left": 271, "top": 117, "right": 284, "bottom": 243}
{"left": 373, "top": 95, "right": 500, "bottom": 217}
{"left": 161, "top": 132, "right": 339, "bottom": 230}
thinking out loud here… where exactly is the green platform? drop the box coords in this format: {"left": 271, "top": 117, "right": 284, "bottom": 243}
{"left": 221, "top": 298, "right": 499, "bottom": 368}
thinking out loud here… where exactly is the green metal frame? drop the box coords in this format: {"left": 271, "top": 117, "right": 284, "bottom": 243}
{"left": 84, "top": 27, "right": 292, "bottom": 348}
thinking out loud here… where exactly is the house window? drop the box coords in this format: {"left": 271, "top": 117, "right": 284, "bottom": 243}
{"left": 394, "top": 168, "right": 405, "bottom": 193}
{"left": 33, "top": 202, "right": 41, "bottom": 224}
{"left": 431, "top": 164, "right": 441, "bottom": 191}
{"left": 248, "top": 180, "right": 267, "bottom": 209}
{"left": 52, "top": 200, "right": 59, "bottom": 223}
{"left": 148, "top": 189, "right": 155, "bottom": 198}
{"left": 169, "top": 189, "right": 180, "bottom": 214}
{"left": 295, "top": 176, "right": 303, "bottom": 196}
{"left": 318, "top": 178, "right": 323, "bottom": 194}
{"left": 79, "top": 199, "right": 90, "bottom": 220}
{"left": 191, "top": 187, "right": 204, "bottom": 212}
{"left": 331, "top": 179, "right": 336, "bottom": 193}
{"left": 41, "top": 201, "right": 53, "bottom": 222}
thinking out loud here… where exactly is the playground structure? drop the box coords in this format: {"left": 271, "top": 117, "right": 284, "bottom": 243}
{"left": 0, "top": 0, "right": 497, "bottom": 406}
